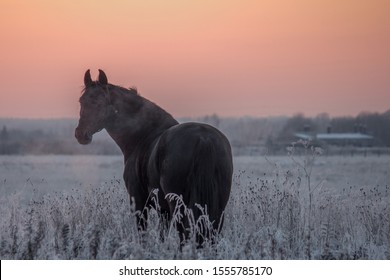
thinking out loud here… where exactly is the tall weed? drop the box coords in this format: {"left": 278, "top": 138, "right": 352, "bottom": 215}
{"left": 1, "top": 148, "right": 389, "bottom": 259}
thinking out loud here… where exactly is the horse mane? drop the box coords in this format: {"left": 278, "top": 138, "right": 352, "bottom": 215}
{"left": 80, "top": 83, "right": 140, "bottom": 104}
{"left": 127, "top": 86, "right": 139, "bottom": 95}
{"left": 107, "top": 84, "right": 139, "bottom": 96}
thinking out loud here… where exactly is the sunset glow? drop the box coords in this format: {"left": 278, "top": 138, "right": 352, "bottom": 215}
{"left": 0, "top": 0, "right": 389, "bottom": 118}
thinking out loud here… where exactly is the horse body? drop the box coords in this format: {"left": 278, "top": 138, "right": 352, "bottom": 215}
{"left": 75, "top": 69, "right": 233, "bottom": 245}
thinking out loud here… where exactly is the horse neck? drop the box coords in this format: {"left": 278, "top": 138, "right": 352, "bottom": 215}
{"left": 105, "top": 91, "right": 178, "bottom": 160}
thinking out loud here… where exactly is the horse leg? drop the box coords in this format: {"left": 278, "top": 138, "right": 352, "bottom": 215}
{"left": 136, "top": 206, "right": 148, "bottom": 232}
{"left": 127, "top": 187, "right": 149, "bottom": 232}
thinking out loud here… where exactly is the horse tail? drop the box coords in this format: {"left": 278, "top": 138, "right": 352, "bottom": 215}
{"left": 187, "top": 136, "right": 229, "bottom": 243}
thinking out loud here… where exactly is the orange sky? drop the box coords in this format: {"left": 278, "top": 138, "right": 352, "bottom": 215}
{"left": 0, "top": 0, "right": 389, "bottom": 118}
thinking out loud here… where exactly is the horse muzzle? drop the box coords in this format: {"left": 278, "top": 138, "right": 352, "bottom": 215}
{"left": 75, "top": 126, "right": 93, "bottom": 145}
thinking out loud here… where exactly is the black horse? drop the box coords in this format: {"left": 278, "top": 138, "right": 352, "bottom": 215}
{"left": 75, "top": 69, "right": 233, "bottom": 245}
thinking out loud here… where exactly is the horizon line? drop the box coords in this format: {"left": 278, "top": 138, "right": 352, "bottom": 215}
{"left": 0, "top": 108, "right": 389, "bottom": 121}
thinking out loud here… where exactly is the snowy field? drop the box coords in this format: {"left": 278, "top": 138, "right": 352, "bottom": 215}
{"left": 0, "top": 153, "right": 389, "bottom": 259}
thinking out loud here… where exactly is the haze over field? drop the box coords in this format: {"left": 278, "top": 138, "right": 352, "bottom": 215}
{"left": 1, "top": 0, "right": 389, "bottom": 119}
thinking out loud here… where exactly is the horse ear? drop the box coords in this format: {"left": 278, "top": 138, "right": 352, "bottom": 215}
{"left": 98, "top": 69, "right": 108, "bottom": 85}
{"left": 84, "top": 69, "right": 93, "bottom": 87}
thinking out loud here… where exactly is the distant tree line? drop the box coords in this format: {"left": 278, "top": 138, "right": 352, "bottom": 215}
{"left": 0, "top": 124, "right": 120, "bottom": 155}
{"left": 0, "top": 110, "right": 389, "bottom": 155}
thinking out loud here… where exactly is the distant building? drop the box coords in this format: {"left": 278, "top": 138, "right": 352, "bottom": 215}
{"left": 294, "top": 132, "right": 374, "bottom": 146}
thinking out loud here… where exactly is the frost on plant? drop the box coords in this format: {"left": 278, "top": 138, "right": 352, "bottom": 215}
{"left": 1, "top": 152, "right": 389, "bottom": 259}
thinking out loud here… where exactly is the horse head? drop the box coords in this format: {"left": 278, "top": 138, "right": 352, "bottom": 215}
{"left": 75, "top": 69, "right": 113, "bottom": 144}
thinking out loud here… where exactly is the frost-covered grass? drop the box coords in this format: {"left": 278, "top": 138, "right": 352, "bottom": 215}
{"left": 1, "top": 148, "right": 390, "bottom": 259}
